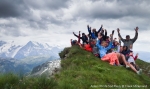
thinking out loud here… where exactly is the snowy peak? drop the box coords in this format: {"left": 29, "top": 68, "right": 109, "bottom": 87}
{"left": 0, "top": 40, "right": 61, "bottom": 59}
{"left": 0, "top": 41, "right": 22, "bottom": 58}
{"left": 30, "top": 60, "right": 61, "bottom": 76}
{"left": 26, "top": 41, "right": 52, "bottom": 49}
{"left": 0, "top": 41, "right": 7, "bottom": 47}
{"left": 13, "top": 41, "right": 61, "bottom": 59}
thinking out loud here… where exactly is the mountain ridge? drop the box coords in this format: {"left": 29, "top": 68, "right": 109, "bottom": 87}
{"left": 0, "top": 40, "right": 62, "bottom": 74}
{"left": 0, "top": 40, "right": 61, "bottom": 59}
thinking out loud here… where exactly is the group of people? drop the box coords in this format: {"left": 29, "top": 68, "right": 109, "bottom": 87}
{"left": 70, "top": 25, "right": 142, "bottom": 74}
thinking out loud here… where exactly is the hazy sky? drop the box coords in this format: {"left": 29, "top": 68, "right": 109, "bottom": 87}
{"left": 0, "top": 0, "right": 150, "bottom": 52}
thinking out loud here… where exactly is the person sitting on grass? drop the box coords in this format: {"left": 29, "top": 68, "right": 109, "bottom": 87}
{"left": 89, "top": 39, "right": 99, "bottom": 58}
{"left": 79, "top": 43, "right": 92, "bottom": 52}
{"left": 112, "top": 40, "right": 121, "bottom": 53}
{"left": 127, "top": 50, "right": 142, "bottom": 72}
{"left": 121, "top": 46, "right": 130, "bottom": 61}
{"left": 71, "top": 31, "right": 81, "bottom": 46}
{"left": 70, "top": 39, "right": 78, "bottom": 46}
{"left": 96, "top": 35, "right": 141, "bottom": 74}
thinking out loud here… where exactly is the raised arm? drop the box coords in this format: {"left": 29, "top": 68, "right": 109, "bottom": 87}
{"left": 134, "top": 53, "right": 138, "bottom": 60}
{"left": 97, "top": 25, "right": 103, "bottom": 33}
{"left": 117, "top": 28, "right": 125, "bottom": 42}
{"left": 118, "top": 37, "right": 121, "bottom": 46}
{"left": 104, "top": 29, "right": 107, "bottom": 40}
{"left": 73, "top": 32, "right": 80, "bottom": 38}
{"left": 78, "top": 31, "right": 81, "bottom": 43}
{"left": 111, "top": 30, "right": 114, "bottom": 42}
{"left": 131, "top": 27, "right": 138, "bottom": 43}
{"left": 87, "top": 25, "right": 91, "bottom": 33}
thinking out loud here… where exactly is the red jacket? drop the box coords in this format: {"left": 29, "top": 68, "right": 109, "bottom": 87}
{"left": 84, "top": 44, "right": 92, "bottom": 52}
{"left": 130, "top": 55, "right": 138, "bottom": 60}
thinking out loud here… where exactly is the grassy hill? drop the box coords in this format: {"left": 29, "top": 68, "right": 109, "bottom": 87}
{"left": 57, "top": 46, "right": 150, "bottom": 89}
{"left": 0, "top": 45, "right": 150, "bottom": 89}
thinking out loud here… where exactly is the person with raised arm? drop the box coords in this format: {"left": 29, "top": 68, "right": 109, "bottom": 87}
{"left": 117, "top": 27, "right": 138, "bottom": 50}
{"left": 96, "top": 34, "right": 141, "bottom": 74}
{"left": 73, "top": 31, "right": 88, "bottom": 44}
{"left": 87, "top": 25, "right": 103, "bottom": 39}
{"left": 71, "top": 31, "right": 81, "bottom": 46}
{"left": 127, "top": 51, "right": 142, "bottom": 72}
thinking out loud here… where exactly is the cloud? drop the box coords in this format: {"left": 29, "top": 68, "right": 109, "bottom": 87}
{"left": 25, "top": 0, "right": 70, "bottom": 10}
{"left": 0, "top": 0, "right": 150, "bottom": 55}
{"left": 54, "top": 0, "right": 150, "bottom": 32}
{"left": 0, "top": 0, "right": 71, "bottom": 32}
{"left": 0, "top": 0, "right": 29, "bottom": 18}
{"left": 72, "top": 0, "right": 150, "bottom": 19}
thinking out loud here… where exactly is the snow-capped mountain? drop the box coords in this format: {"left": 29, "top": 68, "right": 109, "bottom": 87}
{"left": 30, "top": 60, "right": 61, "bottom": 76}
{"left": 0, "top": 40, "right": 62, "bottom": 74}
{"left": 0, "top": 41, "right": 22, "bottom": 58}
{"left": 14, "top": 41, "right": 56, "bottom": 59}
{"left": 0, "top": 40, "right": 62, "bottom": 59}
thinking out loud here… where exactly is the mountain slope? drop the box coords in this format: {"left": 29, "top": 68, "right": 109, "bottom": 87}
{"left": 30, "top": 60, "right": 61, "bottom": 76}
{"left": 0, "top": 56, "right": 56, "bottom": 74}
{"left": 0, "top": 41, "right": 22, "bottom": 58}
{"left": 0, "top": 46, "right": 150, "bottom": 89}
{"left": 55, "top": 46, "right": 150, "bottom": 89}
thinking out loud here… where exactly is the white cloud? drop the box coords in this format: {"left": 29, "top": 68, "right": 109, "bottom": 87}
{"left": 0, "top": 0, "right": 150, "bottom": 53}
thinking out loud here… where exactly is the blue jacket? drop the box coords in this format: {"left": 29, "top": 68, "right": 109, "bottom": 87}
{"left": 96, "top": 40, "right": 112, "bottom": 58}
{"left": 87, "top": 26, "right": 102, "bottom": 39}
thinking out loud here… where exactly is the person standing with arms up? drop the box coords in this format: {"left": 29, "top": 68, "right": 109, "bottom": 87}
{"left": 117, "top": 27, "right": 138, "bottom": 50}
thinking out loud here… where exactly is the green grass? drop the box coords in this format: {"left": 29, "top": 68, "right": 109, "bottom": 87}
{"left": 0, "top": 74, "right": 57, "bottom": 89}
{"left": 0, "top": 45, "right": 150, "bottom": 89}
{"left": 57, "top": 46, "right": 150, "bottom": 89}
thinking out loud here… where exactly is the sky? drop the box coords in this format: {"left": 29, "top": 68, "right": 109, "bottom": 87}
{"left": 0, "top": 0, "right": 150, "bottom": 53}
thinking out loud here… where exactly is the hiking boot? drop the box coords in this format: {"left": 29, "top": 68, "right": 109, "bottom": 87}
{"left": 126, "top": 65, "right": 130, "bottom": 68}
{"left": 139, "top": 69, "right": 142, "bottom": 73}
{"left": 119, "top": 65, "right": 123, "bottom": 67}
{"left": 136, "top": 71, "right": 140, "bottom": 75}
